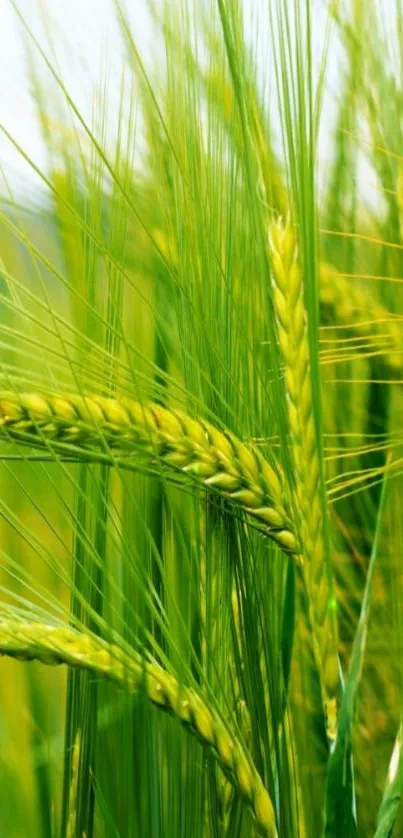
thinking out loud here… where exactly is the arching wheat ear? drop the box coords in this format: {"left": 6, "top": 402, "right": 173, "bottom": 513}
{"left": 268, "top": 217, "right": 339, "bottom": 742}
{"left": 0, "top": 620, "right": 276, "bottom": 837}
{"left": 0, "top": 391, "right": 298, "bottom": 554}
{"left": 320, "top": 264, "right": 403, "bottom": 376}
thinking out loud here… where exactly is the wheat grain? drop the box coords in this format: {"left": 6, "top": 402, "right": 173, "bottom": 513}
{"left": 217, "top": 697, "right": 252, "bottom": 832}
{"left": 0, "top": 619, "right": 277, "bottom": 837}
{"left": 268, "top": 217, "right": 339, "bottom": 741}
{"left": 0, "top": 391, "right": 298, "bottom": 554}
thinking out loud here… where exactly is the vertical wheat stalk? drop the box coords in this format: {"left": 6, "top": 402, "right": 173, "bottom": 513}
{"left": 268, "top": 215, "right": 339, "bottom": 741}
{"left": 66, "top": 731, "right": 81, "bottom": 838}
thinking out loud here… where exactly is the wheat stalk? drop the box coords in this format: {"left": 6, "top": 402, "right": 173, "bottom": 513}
{"left": 66, "top": 731, "right": 81, "bottom": 838}
{"left": 0, "top": 619, "right": 276, "bottom": 837}
{"left": 320, "top": 264, "right": 403, "bottom": 376}
{"left": 0, "top": 391, "right": 298, "bottom": 554}
{"left": 268, "top": 216, "right": 339, "bottom": 741}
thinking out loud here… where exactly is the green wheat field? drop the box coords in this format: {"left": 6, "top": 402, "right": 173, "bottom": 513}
{"left": 0, "top": 1, "right": 402, "bottom": 835}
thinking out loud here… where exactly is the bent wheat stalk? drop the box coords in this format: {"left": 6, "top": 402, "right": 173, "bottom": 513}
{"left": 0, "top": 391, "right": 298, "bottom": 554}
{"left": 268, "top": 217, "right": 339, "bottom": 741}
{"left": 0, "top": 620, "right": 276, "bottom": 837}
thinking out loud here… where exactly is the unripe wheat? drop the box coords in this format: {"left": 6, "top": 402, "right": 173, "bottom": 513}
{"left": 0, "top": 391, "right": 298, "bottom": 554}
{"left": 0, "top": 620, "right": 277, "bottom": 837}
{"left": 268, "top": 217, "right": 339, "bottom": 741}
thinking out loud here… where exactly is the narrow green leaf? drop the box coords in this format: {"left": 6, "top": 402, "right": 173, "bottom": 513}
{"left": 325, "top": 464, "right": 390, "bottom": 835}
{"left": 374, "top": 722, "right": 403, "bottom": 838}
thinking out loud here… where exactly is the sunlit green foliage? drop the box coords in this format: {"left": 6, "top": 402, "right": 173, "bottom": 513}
{"left": 0, "top": 1, "right": 402, "bottom": 836}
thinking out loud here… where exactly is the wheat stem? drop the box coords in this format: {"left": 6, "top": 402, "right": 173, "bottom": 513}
{"left": 0, "top": 619, "right": 277, "bottom": 837}
{"left": 0, "top": 390, "right": 298, "bottom": 554}
{"left": 66, "top": 731, "right": 81, "bottom": 838}
{"left": 268, "top": 216, "right": 339, "bottom": 741}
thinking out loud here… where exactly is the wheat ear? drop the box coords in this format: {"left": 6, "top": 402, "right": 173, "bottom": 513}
{"left": 0, "top": 391, "right": 297, "bottom": 554}
{"left": 268, "top": 217, "right": 339, "bottom": 741}
{"left": 320, "top": 263, "right": 403, "bottom": 376}
{"left": 0, "top": 620, "right": 276, "bottom": 837}
{"left": 153, "top": 230, "right": 403, "bottom": 377}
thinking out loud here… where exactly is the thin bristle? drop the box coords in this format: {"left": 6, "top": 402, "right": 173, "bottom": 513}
{"left": 320, "top": 264, "right": 403, "bottom": 375}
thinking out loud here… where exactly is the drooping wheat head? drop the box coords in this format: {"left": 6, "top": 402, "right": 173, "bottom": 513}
{"left": 217, "top": 699, "right": 252, "bottom": 832}
{"left": 268, "top": 216, "right": 339, "bottom": 741}
{"left": 0, "top": 620, "right": 276, "bottom": 837}
{"left": 0, "top": 391, "right": 298, "bottom": 554}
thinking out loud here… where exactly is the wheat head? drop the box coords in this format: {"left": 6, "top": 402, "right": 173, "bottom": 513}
{"left": 0, "top": 619, "right": 276, "bottom": 837}
{"left": 0, "top": 390, "right": 298, "bottom": 554}
{"left": 268, "top": 216, "right": 339, "bottom": 741}
{"left": 154, "top": 229, "right": 403, "bottom": 379}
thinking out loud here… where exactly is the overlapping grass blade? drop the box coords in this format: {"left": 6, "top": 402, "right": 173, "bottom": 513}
{"left": 374, "top": 721, "right": 403, "bottom": 838}
{"left": 325, "top": 464, "right": 390, "bottom": 835}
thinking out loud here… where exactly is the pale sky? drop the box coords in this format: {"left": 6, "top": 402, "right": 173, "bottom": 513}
{"left": 0, "top": 0, "right": 155, "bottom": 190}
{"left": 0, "top": 0, "right": 375, "bottom": 202}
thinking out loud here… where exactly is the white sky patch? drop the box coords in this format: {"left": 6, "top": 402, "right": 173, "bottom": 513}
{"left": 0, "top": 0, "right": 393, "bottom": 208}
